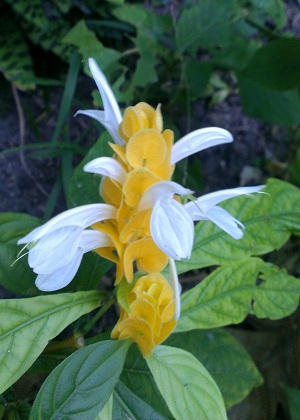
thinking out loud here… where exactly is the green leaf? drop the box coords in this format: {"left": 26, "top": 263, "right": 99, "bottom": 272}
{"left": 0, "top": 11, "right": 35, "bottom": 89}
{"left": 120, "top": 344, "right": 172, "bottom": 417}
{"left": 237, "top": 74, "right": 300, "bottom": 126}
{"left": 0, "top": 291, "right": 102, "bottom": 394}
{"left": 178, "top": 258, "right": 300, "bottom": 331}
{"left": 0, "top": 213, "right": 41, "bottom": 295}
{"left": 240, "top": 38, "right": 300, "bottom": 90}
{"left": 166, "top": 329, "right": 263, "bottom": 408}
{"left": 4, "top": 0, "right": 49, "bottom": 30}
{"left": 30, "top": 340, "right": 131, "bottom": 419}
{"left": 146, "top": 345, "right": 227, "bottom": 419}
{"left": 67, "top": 132, "right": 113, "bottom": 208}
{"left": 282, "top": 384, "right": 300, "bottom": 420}
{"left": 111, "top": 380, "right": 168, "bottom": 419}
{"left": 248, "top": 0, "right": 286, "bottom": 28}
{"left": 177, "top": 178, "right": 300, "bottom": 273}
{"left": 96, "top": 394, "right": 113, "bottom": 420}
{"left": 176, "top": 1, "right": 238, "bottom": 53}
{"left": 183, "top": 61, "right": 212, "bottom": 98}
{"left": 63, "top": 20, "right": 120, "bottom": 73}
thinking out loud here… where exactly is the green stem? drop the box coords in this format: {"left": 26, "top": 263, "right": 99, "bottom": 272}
{"left": 245, "top": 16, "right": 280, "bottom": 40}
{"left": 81, "top": 296, "right": 116, "bottom": 336}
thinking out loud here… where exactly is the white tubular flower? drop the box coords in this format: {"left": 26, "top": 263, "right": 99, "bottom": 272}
{"left": 140, "top": 182, "right": 264, "bottom": 260}
{"left": 171, "top": 127, "right": 233, "bottom": 165}
{"left": 139, "top": 181, "right": 194, "bottom": 260}
{"left": 84, "top": 157, "right": 127, "bottom": 185}
{"left": 185, "top": 185, "right": 265, "bottom": 239}
{"left": 18, "top": 204, "right": 117, "bottom": 291}
{"left": 75, "top": 58, "right": 123, "bottom": 145}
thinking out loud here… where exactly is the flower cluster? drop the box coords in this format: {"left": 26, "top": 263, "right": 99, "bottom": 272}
{"left": 18, "top": 58, "right": 264, "bottom": 356}
{"left": 111, "top": 273, "right": 176, "bottom": 357}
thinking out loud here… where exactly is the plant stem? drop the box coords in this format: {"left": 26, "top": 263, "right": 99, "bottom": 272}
{"left": 81, "top": 296, "right": 116, "bottom": 336}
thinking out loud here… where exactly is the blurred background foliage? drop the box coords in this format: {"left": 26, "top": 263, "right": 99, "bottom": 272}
{"left": 1, "top": 0, "right": 300, "bottom": 418}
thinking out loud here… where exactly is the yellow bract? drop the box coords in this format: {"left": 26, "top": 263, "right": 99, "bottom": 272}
{"left": 118, "top": 102, "right": 163, "bottom": 142}
{"left": 111, "top": 273, "right": 176, "bottom": 357}
{"left": 90, "top": 101, "right": 177, "bottom": 355}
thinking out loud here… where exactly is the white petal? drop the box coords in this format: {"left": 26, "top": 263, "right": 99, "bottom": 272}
{"left": 75, "top": 58, "right": 123, "bottom": 145}
{"left": 204, "top": 206, "right": 245, "bottom": 239}
{"left": 84, "top": 157, "right": 127, "bottom": 185}
{"left": 185, "top": 185, "right": 265, "bottom": 216}
{"left": 29, "top": 226, "right": 82, "bottom": 274}
{"left": 138, "top": 181, "right": 193, "bottom": 211}
{"left": 171, "top": 127, "right": 233, "bottom": 165}
{"left": 79, "top": 230, "right": 114, "bottom": 252}
{"left": 18, "top": 203, "right": 117, "bottom": 244}
{"left": 35, "top": 249, "right": 84, "bottom": 291}
{"left": 150, "top": 198, "right": 194, "bottom": 260}
{"left": 169, "top": 258, "right": 181, "bottom": 320}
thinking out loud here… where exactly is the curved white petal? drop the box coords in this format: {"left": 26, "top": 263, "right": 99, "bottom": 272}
{"left": 171, "top": 127, "right": 233, "bottom": 165}
{"left": 204, "top": 206, "right": 245, "bottom": 239}
{"left": 139, "top": 181, "right": 193, "bottom": 211}
{"left": 35, "top": 249, "right": 84, "bottom": 291}
{"left": 84, "top": 157, "right": 127, "bottom": 185}
{"left": 169, "top": 258, "right": 181, "bottom": 320}
{"left": 150, "top": 198, "right": 194, "bottom": 260}
{"left": 29, "top": 227, "right": 82, "bottom": 274}
{"left": 185, "top": 185, "right": 265, "bottom": 216}
{"left": 18, "top": 203, "right": 117, "bottom": 244}
{"left": 75, "top": 58, "right": 123, "bottom": 145}
{"left": 79, "top": 230, "right": 114, "bottom": 251}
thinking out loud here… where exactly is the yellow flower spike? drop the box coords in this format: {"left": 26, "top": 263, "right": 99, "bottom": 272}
{"left": 92, "top": 220, "right": 125, "bottom": 284}
{"left": 118, "top": 107, "right": 144, "bottom": 141}
{"left": 153, "top": 129, "right": 175, "bottom": 180}
{"left": 100, "top": 177, "right": 123, "bottom": 208}
{"left": 161, "top": 299, "right": 177, "bottom": 323}
{"left": 118, "top": 319, "right": 155, "bottom": 358}
{"left": 109, "top": 142, "right": 129, "bottom": 167}
{"left": 126, "top": 129, "right": 167, "bottom": 172}
{"left": 130, "top": 298, "right": 156, "bottom": 325}
{"left": 119, "top": 209, "right": 151, "bottom": 243}
{"left": 122, "top": 168, "right": 159, "bottom": 208}
{"left": 117, "top": 199, "right": 135, "bottom": 233}
{"left": 112, "top": 273, "right": 176, "bottom": 357}
{"left": 134, "top": 102, "right": 163, "bottom": 132}
{"left": 118, "top": 102, "right": 163, "bottom": 142}
{"left": 123, "top": 238, "right": 168, "bottom": 282}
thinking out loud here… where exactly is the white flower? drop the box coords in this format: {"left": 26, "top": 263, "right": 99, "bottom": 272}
{"left": 75, "top": 58, "right": 123, "bottom": 145}
{"left": 18, "top": 204, "right": 116, "bottom": 291}
{"left": 139, "top": 182, "right": 264, "bottom": 261}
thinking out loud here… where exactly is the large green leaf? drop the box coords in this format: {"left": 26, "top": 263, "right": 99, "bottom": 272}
{"left": 109, "top": 381, "right": 168, "bottom": 419}
{"left": 237, "top": 74, "right": 300, "bottom": 126}
{"left": 240, "top": 38, "right": 300, "bottom": 91}
{"left": 30, "top": 340, "right": 131, "bottom": 419}
{"left": 0, "top": 213, "right": 41, "bottom": 295}
{"left": 63, "top": 20, "right": 120, "bottom": 74}
{"left": 120, "top": 344, "right": 172, "bottom": 418}
{"left": 178, "top": 258, "right": 300, "bottom": 332}
{"left": 0, "top": 291, "right": 102, "bottom": 393}
{"left": 282, "top": 384, "right": 300, "bottom": 420}
{"left": 146, "top": 345, "right": 227, "bottom": 419}
{"left": 166, "top": 329, "right": 263, "bottom": 408}
{"left": 176, "top": 0, "right": 238, "bottom": 53}
{"left": 177, "top": 178, "right": 300, "bottom": 274}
